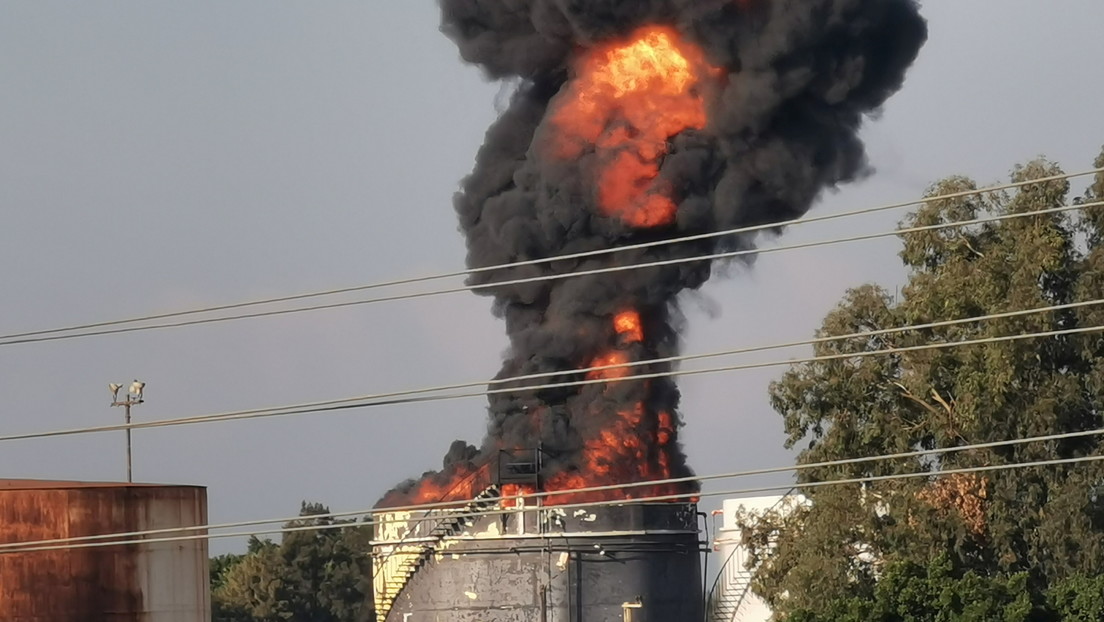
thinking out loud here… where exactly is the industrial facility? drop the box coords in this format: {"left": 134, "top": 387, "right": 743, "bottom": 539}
{"left": 369, "top": 485, "right": 812, "bottom": 622}
{"left": 0, "top": 479, "right": 210, "bottom": 621}
{"left": 371, "top": 450, "right": 707, "bottom": 622}
{"left": 372, "top": 492, "right": 703, "bottom": 621}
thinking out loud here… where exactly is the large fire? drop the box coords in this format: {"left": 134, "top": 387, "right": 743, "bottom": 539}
{"left": 395, "top": 0, "right": 927, "bottom": 524}
{"left": 381, "top": 0, "right": 927, "bottom": 514}
{"left": 486, "top": 308, "right": 685, "bottom": 508}
{"left": 386, "top": 307, "right": 686, "bottom": 509}
{"left": 380, "top": 27, "right": 714, "bottom": 511}
{"left": 382, "top": 463, "right": 483, "bottom": 509}
{"left": 549, "top": 26, "right": 713, "bottom": 228}
{"left": 524, "top": 28, "right": 711, "bottom": 503}
{"left": 541, "top": 311, "right": 682, "bottom": 505}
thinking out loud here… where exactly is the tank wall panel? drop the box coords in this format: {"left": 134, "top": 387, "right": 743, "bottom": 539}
{"left": 568, "top": 547, "right": 702, "bottom": 621}
{"left": 385, "top": 539, "right": 702, "bottom": 622}
{"left": 135, "top": 488, "right": 210, "bottom": 618}
{"left": 0, "top": 484, "right": 209, "bottom": 621}
{"left": 400, "top": 550, "right": 543, "bottom": 620}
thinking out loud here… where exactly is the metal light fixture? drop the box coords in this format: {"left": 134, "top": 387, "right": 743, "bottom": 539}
{"left": 110, "top": 379, "right": 145, "bottom": 483}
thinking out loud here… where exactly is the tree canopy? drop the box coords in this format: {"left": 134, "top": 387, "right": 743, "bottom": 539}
{"left": 740, "top": 148, "right": 1104, "bottom": 620}
{"left": 211, "top": 502, "right": 373, "bottom": 622}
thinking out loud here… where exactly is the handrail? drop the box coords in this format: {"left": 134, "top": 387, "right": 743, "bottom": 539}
{"left": 371, "top": 463, "right": 500, "bottom": 619}
{"left": 374, "top": 461, "right": 493, "bottom": 566}
{"left": 705, "top": 546, "right": 742, "bottom": 615}
{"left": 705, "top": 489, "right": 798, "bottom": 622}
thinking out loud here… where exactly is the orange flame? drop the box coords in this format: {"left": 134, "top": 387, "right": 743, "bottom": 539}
{"left": 550, "top": 26, "right": 713, "bottom": 228}
{"left": 381, "top": 309, "right": 695, "bottom": 510}
{"left": 587, "top": 350, "right": 632, "bottom": 380}
{"left": 657, "top": 410, "right": 673, "bottom": 446}
{"left": 544, "top": 401, "right": 686, "bottom": 506}
{"left": 614, "top": 310, "right": 644, "bottom": 343}
{"left": 539, "top": 314, "right": 688, "bottom": 506}
{"left": 501, "top": 483, "right": 536, "bottom": 508}
{"left": 381, "top": 464, "right": 487, "bottom": 508}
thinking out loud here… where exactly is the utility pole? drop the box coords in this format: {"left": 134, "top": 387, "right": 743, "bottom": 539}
{"left": 109, "top": 381, "right": 145, "bottom": 483}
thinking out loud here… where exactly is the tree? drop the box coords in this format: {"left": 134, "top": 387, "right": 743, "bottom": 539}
{"left": 786, "top": 555, "right": 1040, "bottom": 622}
{"left": 210, "top": 549, "right": 250, "bottom": 622}
{"left": 740, "top": 149, "right": 1104, "bottom": 619}
{"left": 211, "top": 551, "right": 245, "bottom": 593}
{"left": 785, "top": 556, "right": 1104, "bottom": 622}
{"left": 1047, "top": 575, "right": 1104, "bottom": 622}
{"left": 212, "top": 502, "right": 374, "bottom": 622}
{"left": 275, "top": 503, "right": 373, "bottom": 622}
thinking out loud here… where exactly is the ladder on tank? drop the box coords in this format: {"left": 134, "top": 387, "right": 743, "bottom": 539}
{"left": 706, "top": 546, "right": 755, "bottom": 622}
{"left": 374, "top": 485, "right": 502, "bottom": 619}
{"left": 706, "top": 490, "right": 796, "bottom": 622}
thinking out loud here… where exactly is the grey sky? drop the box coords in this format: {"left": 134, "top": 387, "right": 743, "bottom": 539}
{"left": 1, "top": 2, "right": 1102, "bottom": 551}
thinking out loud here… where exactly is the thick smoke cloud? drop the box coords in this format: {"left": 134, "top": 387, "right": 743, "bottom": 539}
{"left": 379, "top": 0, "right": 926, "bottom": 506}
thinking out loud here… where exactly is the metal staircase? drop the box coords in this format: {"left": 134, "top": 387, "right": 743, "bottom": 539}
{"left": 706, "top": 490, "right": 796, "bottom": 622}
{"left": 374, "top": 485, "right": 502, "bottom": 620}
{"left": 706, "top": 546, "right": 755, "bottom": 622}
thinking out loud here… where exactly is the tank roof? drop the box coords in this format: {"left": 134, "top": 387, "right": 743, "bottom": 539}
{"left": 0, "top": 479, "right": 205, "bottom": 491}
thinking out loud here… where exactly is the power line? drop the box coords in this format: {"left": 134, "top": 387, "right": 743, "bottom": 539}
{"left": 1, "top": 318, "right": 1101, "bottom": 444}
{"left": 5, "top": 315, "right": 1101, "bottom": 441}
{"left": 4, "top": 198, "right": 1098, "bottom": 347}
{"left": 5, "top": 424, "right": 1102, "bottom": 553}
{"left": 88, "top": 297, "right": 1104, "bottom": 430}
{"left": 5, "top": 451, "right": 1102, "bottom": 554}
{"left": 2, "top": 172, "right": 1099, "bottom": 347}
{"left": 9, "top": 168, "right": 1090, "bottom": 339}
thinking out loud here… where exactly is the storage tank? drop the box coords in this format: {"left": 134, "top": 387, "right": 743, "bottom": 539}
{"left": 372, "top": 489, "right": 704, "bottom": 622}
{"left": 0, "top": 479, "right": 210, "bottom": 621}
{"left": 707, "top": 493, "right": 804, "bottom": 622}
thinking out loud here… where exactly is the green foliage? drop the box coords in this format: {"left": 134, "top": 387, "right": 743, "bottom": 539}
{"left": 211, "top": 502, "right": 374, "bottom": 622}
{"left": 786, "top": 558, "right": 1104, "bottom": 622}
{"left": 1047, "top": 575, "right": 1104, "bottom": 622}
{"left": 211, "top": 552, "right": 245, "bottom": 591}
{"left": 741, "top": 147, "right": 1104, "bottom": 619}
{"left": 786, "top": 555, "right": 1041, "bottom": 622}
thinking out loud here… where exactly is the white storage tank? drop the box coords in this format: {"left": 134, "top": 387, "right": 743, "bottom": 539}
{"left": 708, "top": 493, "right": 804, "bottom": 622}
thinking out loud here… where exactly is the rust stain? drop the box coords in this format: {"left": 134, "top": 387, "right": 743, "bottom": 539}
{"left": 0, "top": 479, "right": 183, "bottom": 490}
{"left": 0, "top": 482, "right": 208, "bottom": 621}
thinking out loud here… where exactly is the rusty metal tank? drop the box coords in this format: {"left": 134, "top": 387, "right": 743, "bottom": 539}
{"left": 372, "top": 491, "right": 704, "bottom": 622}
{"left": 0, "top": 479, "right": 210, "bottom": 621}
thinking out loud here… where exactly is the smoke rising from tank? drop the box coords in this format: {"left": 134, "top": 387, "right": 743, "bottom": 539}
{"left": 379, "top": 0, "right": 927, "bottom": 507}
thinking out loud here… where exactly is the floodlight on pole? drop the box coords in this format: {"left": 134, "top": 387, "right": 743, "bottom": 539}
{"left": 110, "top": 380, "right": 145, "bottom": 483}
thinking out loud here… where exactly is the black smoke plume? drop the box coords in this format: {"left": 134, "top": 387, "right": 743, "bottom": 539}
{"left": 379, "top": 0, "right": 927, "bottom": 506}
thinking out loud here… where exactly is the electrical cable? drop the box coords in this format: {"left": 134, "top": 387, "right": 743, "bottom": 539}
{"left": 6, "top": 166, "right": 1091, "bottom": 341}
{"left": 1, "top": 317, "right": 1099, "bottom": 443}
{"left": 0, "top": 178, "right": 1099, "bottom": 548}
{"left": 2, "top": 172, "right": 1099, "bottom": 347}
{"left": 3, "top": 424, "right": 1102, "bottom": 552}
{"left": 4, "top": 451, "right": 1102, "bottom": 553}
{"left": 3, "top": 198, "right": 1098, "bottom": 347}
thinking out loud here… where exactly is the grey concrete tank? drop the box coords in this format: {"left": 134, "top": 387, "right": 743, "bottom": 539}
{"left": 373, "top": 496, "right": 703, "bottom": 622}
